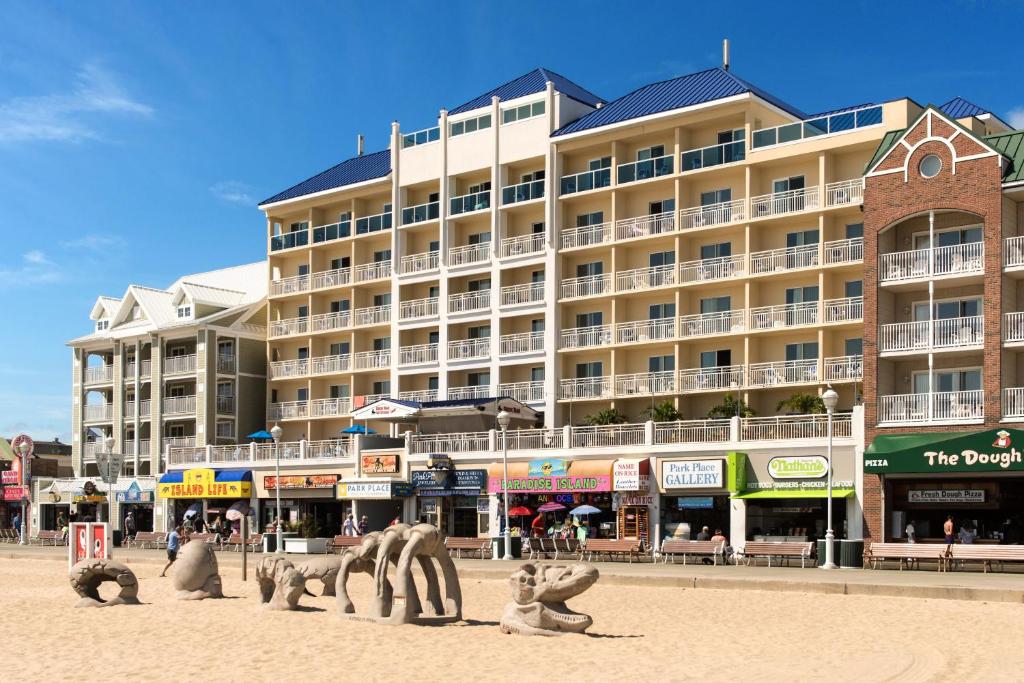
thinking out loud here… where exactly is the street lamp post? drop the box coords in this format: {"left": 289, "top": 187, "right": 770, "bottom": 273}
{"left": 17, "top": 441, "right": 30, "bottom": 545}
{"left": 270, "top": 424, "right": 283, "bottom": 553}
{"left": 104, "top": 435, "right": 115, "bottom": 524}
{"left": 821, "top": 385, "right": 839, "bottom": 570}
{"left": 497, "top": 410, "right": 512, "bottom": 560}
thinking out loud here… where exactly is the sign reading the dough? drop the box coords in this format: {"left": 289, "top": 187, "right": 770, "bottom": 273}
{"left": 661, "top": 460, "right": 724, "bottom": 489}
{"left": 865, "top": 429, "right": 1024, "bottom": 474}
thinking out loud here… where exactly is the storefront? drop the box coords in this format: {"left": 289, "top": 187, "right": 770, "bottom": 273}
{"left": 256, "top": 472, "right": 348, "bottom": 537}
{"left": 866, "top": 428, "right": 1024, "bottom": 543}
{"left": 611, "top": 459, "right": 652, "bottom": 543}
{"left": 337, "top": 478, "right": 413, "bottom": 532}
{"left": 411, "top": 465, "right": 488, "bottom": 538}
{"left": 157, "top": 468, "right": 253, "bottom": 531}
{"left": 2, "top": 470, "right": 26, "bottom": 527}
{"left": 657, "top": 454, "right": 743, "bottom": 543}
{"left": 115, "top": 480, "right": 155, "bottom": 532}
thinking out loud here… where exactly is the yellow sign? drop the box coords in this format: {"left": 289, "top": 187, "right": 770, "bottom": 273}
{"left": 157, "top": 468, "right": 251, "bottom": 499}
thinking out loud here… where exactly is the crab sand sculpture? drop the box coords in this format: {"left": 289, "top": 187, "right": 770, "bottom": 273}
{"left": 500, "top": 562, "right": 599, "bottom": 636}
{"left": 293, "top": 555, "right": 344, "bottom": 597}
{"left": 172, "top": 540, "right": 223, "bottom": 600}
{"left": 255, "top": 555, "right": 306, "bottom": 610}
{"left": 68, "top": 558, "right": 140, "bottom": 608}
{"left": 335, "top": 523, "right": 462, "bottom": 625}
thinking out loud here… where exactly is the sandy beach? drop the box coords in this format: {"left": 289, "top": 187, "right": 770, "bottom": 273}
{"left": 3, "top": 555, "right": 1022, "bottom": 683}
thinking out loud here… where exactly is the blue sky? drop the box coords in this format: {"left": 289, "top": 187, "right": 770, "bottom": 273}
{"left": 0, "top": 0, "right": 1021, "bottom": 441}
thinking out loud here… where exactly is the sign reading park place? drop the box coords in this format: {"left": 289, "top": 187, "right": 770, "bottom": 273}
{"left": 865, "top": 429, "right": 1024, "bottom": 474}
{"left": 661, "top": 459, "right": 724, "bottom": 489}
{"left": 265, "top": 475, "right": 339, "bottom": 490}
{"left": 768, "top": 456, "right": 828, "bottom": 479}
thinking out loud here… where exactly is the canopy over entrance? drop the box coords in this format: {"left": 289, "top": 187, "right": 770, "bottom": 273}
{"left": 865, "top": 428, "right": 1024, "bottom": 474}
{"left": 350, "top": 397, "right": 541, "bottom": 434}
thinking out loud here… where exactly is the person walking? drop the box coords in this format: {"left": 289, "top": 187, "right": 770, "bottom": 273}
{"left": 943, "top": 515, "right": 955, "bottom": 545}
{"left": 342, "top": 514, "right": 358, "bottom": 537}
{"left": 357, "top": 515, "right": 369, "bottom": 536}
{"left": 123, "top": 511, "right": 137, "bottom": 544}
{"left": 11, "top": 511, "right": 20, "bottom": 532}
{"left": 160, "top": 526, "right": 182, "bottom": 577}
{"left": 905, "top": 519, "right": 916, "bottom": 543}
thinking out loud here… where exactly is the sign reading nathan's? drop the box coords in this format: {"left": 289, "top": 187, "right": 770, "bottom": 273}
{"left": 865, "top": 429, "right": 1024, "bottom": 474}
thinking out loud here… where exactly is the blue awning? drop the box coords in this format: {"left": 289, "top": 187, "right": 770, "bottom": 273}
{"left": 157, "top": 469, "right": 251, "bottom": 484}
{"left": 159, "top": 471, "right": 183, "bottom": 484}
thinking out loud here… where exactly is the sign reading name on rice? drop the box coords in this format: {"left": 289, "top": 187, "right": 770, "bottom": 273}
{"left": 908, "top": 489, "right": 985, "bottom": 504}
{"left": 613, "top": 460, "right": 642, "bottom": 491}
{"left": 661, "top": 459, "right": 724, "bottom": 489}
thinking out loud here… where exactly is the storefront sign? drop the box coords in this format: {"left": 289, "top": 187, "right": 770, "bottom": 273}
{"left": 527, "top": 459, "right": 569, "bottom": 477}
{"left": 1, "top": 470, "right": 18, "bottom": 485}
{"left": 676, "top": 497, "right": 715, "bottom": 509}
{"left": 361, "top": 455, "right": 399, "bottom": 474}
{"left": 411, "top": 469, "right": 487, "bottom": 493}
{"left": 156, "top": 468, "right": 252, "bottom": 499}
{"left": 476, "top": 497, "right": 490, "bottom": 514}
{"left": 661, "top": 460, "right": 724, "bottom": 489}
{"left": 487, "top": 475, "right": 610, "bottom": 494}
{"left": 419, "top": 499, "right": 437, "bottom": 514}
{"left": 3, "top": 486, "right": 27, "bottom": 501}
{"left": 744, "top": 451, "right": 853, "bottom": 493}
{"left": 865, "top": 429, "right": 1024, "bottom": 474}
{"left": 116, "top": 490, "right": 153, "bottom": 503}
{"left": 338, "top": 480, "right": 392, "bottom": 499}
{"left": 264, "top": 474, "right": 339, "bottom": 490}
{"left": 768, "top": 456, "right": 828, "bottom": 479}
{"left": 908, "top": 489, "right": 985, "bottom": 504}
{"left": 614, "top": 460, "right": 642, "bottom": 491}
{"left": 615, "top": 493, "right": 654, "bottom": 507}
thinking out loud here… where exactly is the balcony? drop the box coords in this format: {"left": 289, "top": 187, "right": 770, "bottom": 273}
{"left": 560, "top": 324, "right": 612, "bottom": 349}
{"left": 824, "top": 355, "right": 863, "bottom": 382}
{"left": 617, "top": 154, "right": 674, "bottom": 185}
{"left": 500, "top": 282, "right": 544, "bottom": 307}
{"left": 747, "top": 359, "right": 818, "bottom": 388}
{"left": 125, "top": 439, "right": 151, "bottom": 457}
{"left": 401, "top": 201, "right": 439, "bottom": 226}
{"left": 270, "top": 230, "right": 308, "bottom": 252}
{"left": 825, "top": 179, "right": 864, "bottom": 207}
{"left": 311, "top": 267, "right": 351, "bottom": 290}
{"left": 1003, "top": 388, "right": 1024, "bottom": 419}
{"left": 216, "top": 396, "right": 235, "bottom": 414}
{"left": 499, "top": 331, "right": 544, "bottom": 355}
{"left": 83, "top": 403, "right": 112, "bottom": 422}
{"left": 312, "top": 220, "right": 351, "bottom": 245}
{"left": 311, "top": 354, "right": 351, "bottom": 376}
{"left": 741, "top": 413, "right": 852, "bottom": 441}
{"left": 750, "top": 243, "right": 819, "bottom": 275}
{"left": 878, "top": 390, "right": 984, "bottom": 425}
{"left": 679, "top": 365, "right": 744, "bottom": 393}
{"left": 163, "top": 436, "right": 197, "bottom": 450}
{"left": 824, "top": 237, "right": 864, "bottom": 265}
{"left": 216, "top": 354, "right": 235, "bottom": 374}
{"left": 502, "top": 179, "right": 544, "bottom": 205}
{"left": 498, "top": 380, "right": 544, "bottom": 403}
{"left": 561, "top": 221, "right": 613, "bottom": 250}
{"left": 449, "top": 242, "right": 490, "bottom": 267}
{"left": 448, "top": 385, "right": 490, "bottom": 400}
{"left": 352, "top": 305, "right": 391, "bottom": 327}
{"left": 270, "top": 274, "right": 310, "bottom": 297}
{"left": 679, "top": 198, "right": 746, "bottom": 231}
{"left": 824, "top": 296, "right": 864, "bottom": 323}
{"left": 559, "top": 376, "right": 612, "bottom": 400}
{"left": 354, "top": 260, "right": 391, "bottom": 283}
{"left": 679, "top": 254, "right": 746, "bottom": 284}
{"left": 750, "top": 187, "right": 820, "bottom": 219}
{"left": 270, "top": 316, "right": 308, "bottom": 338}
{"left": 880, "top": 242, "right": 983, "bottom": 285}
{"left": 163, "top": 354, "right": 197, "bottom": 375}
{"left": 679, "top": 310, "right": 745, "bottom": 338}
{"left": 310, "top": 398, "right": 352, "bottom": 418}
{"left": 748, "top": 302, "right": 818, "bottom": 331}
{"left": 354, "top": 211, "right": 392, "bottom": 235}
{"left": 448, "top": 290, "right": 491, "bottom": 314}
{"left": 615, "top": 211, "right": 675, "bottom": 241}
{"left": 353, "top": 349, "right": 390, "bottom": 370}
{"left": 311, "top": 310, "right": 351, "bottom": 333}
{"left": 269, "top": 358, "right": 309, "bottom": 379}
{"left": 751, "top": 105, "right": 883, "bottom": 149}
{"left": 560, "top": 273, "right": 612, "bottom": 299}
{"left": 399, "top": 297, "right": 439, "bottom": 320}
{"left": 615, "top": 318, "right": 675, "bottom": 344}
{"left": 269, "top": 400, "right": 309, "bottom": 420}
{"left": 616, "top": 264, "right": 676, "bottom": 292}
{"left": 124, "top": 399, "right": 152, "bottom": 419}
{"left": 399, "top": 343, "right": 438, "bottom": 366}
{"left": 450, "top": 190, "right": 491, "bottom": 216}
{"left": 681, "top": 139, "right": 745, "bottom": 172}
{"left": 84, "top": 365, "right": 113, "bottom": 384}
{"left": 615, "top": 371, "right": 676, "bottom": 397}
{"left": 402, "top": 126, "right": 439, "bottom": 148}
{"left": 1005, "top": 236, "right": 1024, "bottom": 269}
{"left": 879, "top": 316, "right": 983, "bottom": 354}
{"left": 559, "top": 167, "right": 611, "bottom": 196}
{"left": 399, "top": 389, "right": 438, "bottom": 402}
{"left": 448, "top": 337, "right": 490, "bottom": 361}
{"left": 399, "top": 251, "right": 440, "bottom": 276}
{"left": 500, "top": 232, "right": 545, "bottom": 258}
{"left": 125, "top": 360, "right": 152, "bottom": 379}
{"left": 162, "top": 395, "right": 197, "bottom": 416}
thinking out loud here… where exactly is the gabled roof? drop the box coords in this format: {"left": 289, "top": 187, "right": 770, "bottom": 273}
{"left": 986, "top": 130, "right": 1024, "bottom": 184}
{"left": 89, "top": 296, "right": 120, "bottom": 321}
{"left": 448, "top": 68, "right": 604, "bottom": 116}
{"left": 864, "top": 128, "right": 905, "bottom": 173}
{"left": 553, "top": 67, "right": 806, "bottom": 137}
{"left": 259, "top": 149, "right": 391, "bottom": 206}
{"left": 171, "top": 282, "right": 247, "bottom": 308}
{"left": 940, "top": 96, "right": 987, "bottom": 119}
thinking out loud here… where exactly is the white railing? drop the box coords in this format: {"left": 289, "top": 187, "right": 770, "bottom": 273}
{"left": 399, "top": 251, "right": 439, "bottom": 275}
{"left": 879, "top": 320, "right": 929, "bottom": 353}
{"left": 559, "top": 376, "right": 612, "bottom": 399}
{"left": 824, "top": 237, "right": 864, "bottom": 265}
{"left": 1005, "top": 236, "right": 1024, "bottom": 268}
{"left": 879, "top": 391, "right": 984, "bottom": 424}
{"left": 500, "top": 233, "right": 545, "bottom": 258}
{"left": 354, "top": 260, "right": 391, "bottom": 283}
{"left": 131, "top": 439, "right": 151, "bottom": 456}
{"left": 679, "top": 254, "right": 746, "bottom": 284}
{"left": 311, "top": 354, "right": 351, "bottom": 376}
{"left": 123, "top": 401, "right": 136, "bottom": 419}
{"left": 679, "top": 310, "right": 745, "bottom": 338}
{"left": 881, "top": 317, "right": 983, "bottom": 352}
{"left": 741, "top": 413, "right": 853, "bottom": 441}
{"left": 400, "top": 297, "right": 439, "bottom": 320}
{"left": 501, "top": 427, "right": 563, "bottom": 450}
{"left": 268, "top": 400, "right": 309, "bottom": 420}
{"left": 311, "top": 267, "right": 351, "bottom": 290}
{"left": 163, "top": 354, "right": 197, "bottom": 375}
{"left": 399, "top": 343, "right": 438, "bottom": 366}
{"left": 269, "top": 359, "right": 309, "bottom": 379}
{"left": 270, "top": 316, "right": 308, "bottom": 338}
{"left": 498, "top": 381, "right": 545, "bottom": 403}
{"left": 410, "top": 431, "right": 490, "bottom": 454}
{"left": 163, "top": 436, "right": 197, "bottom": 450}
{"left": 560, "top": 324, "right": 612, "bottom": 349}
{"left": 166, "top": 447, "right": 205, "bottom": 466}
{"left": 311, "top": 311, "right": 351, "bottom": 333}
{"left": 310, "top": 398, "right": 352, "bottom": 418}
{"left": 1004, "top": 388, "right": 1024, "bottom": 419}
{"left": 307, "top": 439, "right": 353, "bottom": 460}
{"left": 448, "top": 337, "right": 491, "bottom": 361}
{"left": 825, "top": 178, "right": 864, "bottom": 207}
{"left": 880, "top": 242, "right": 983, "bottom": 282}
{"left": 824, "top": 296, "right": 864, "bottom": 323}
{"left": 216, "top": 396, "right": 235, "bottom": 414}
{"left": 84, "top": 403, "right": 112, "bottom": 421}
{"left": 747, "top": 359, "right": 818, "bottom": 387}
{"left": 217, "top": 354, "right": 235, "bottom": 374}
{"left": 560, "top": 273, "right": 612, "bottom": 299}
{"left": 678, "top": 365, "right": 744, "bottom": 393}
{"left": 750, "top": 243, "right": 819, "bottom": 274}
{"left": 270, "top": 274, "right": 310, "bottom": 296}
{"left": 140, "top": 360, "right": 151, "bottom": 378}
{"left": 823, "top": 355, "right": 863, "bottom": 382}
{"left": 615, "top": 211, "right": 675, "bottom": 241}
{"left": 933, "top": 316, "right": 983, "bottom": 348}
{"left": 748, "top": 302, "right": 819, "bottom": 330}
{"left": 500, "top": 331, "right": 544, "bottom": 355}
{"left": 561, "top": 222, "right": 613, "bottom": 250}
{"left": 448, "top": 290, "right": 491, "bottom": 313}
{"left": 137, "top": 399, "right": 151, "bottom": 417}
{"left": 353, "top": 305, "right": 391, "bottom": 326}
{"left": 571, "top": 423, "right": 645, "bottom": 448}
{"left": 616, "top": 264, "right": 676, "bottom": 291}
{"left": 1006, "top": 312, "right": 1024, "bottom": 343}
{"left": 162, "top": 395, "right": 196, "bottom": 415}
{"left": 654, "top": 420, "right": 731, "bottom": 444}
{"left": 615, "top": 318, "right": 675, "bottom": 344}
{"left": 449, "top": 242, "right": 491, "bottom": 266}
{"left": 354, "top": 349, "right": 390, "bottom": 370}
{"left": 679, "top": 198, "right": 746, "bottom": 230}
{"left": 84, "top": 365, "right": 113, "bottom": 384}
{"left": 615, "top": 371, "right": 676, "bottom": 396}
{"left": 447, "top": 385, "right": 490, "bottom": 400}
{"left": 879, "top": 249, "right": 929, "bottom": 282}
{"left": 398, "top": 389, "right": 439, "bottom": 402}
{"left": 750, "top": 186, "right": 819, "bottom": 218}
{"left": 501, "top": 282, "right": 545, "bottom": 306}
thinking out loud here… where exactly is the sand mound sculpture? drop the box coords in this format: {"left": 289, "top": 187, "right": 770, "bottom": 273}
{"left": 172, "top": 540, "right": 223, "bottom": 600}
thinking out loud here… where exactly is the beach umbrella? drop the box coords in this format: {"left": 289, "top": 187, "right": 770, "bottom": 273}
{"left": 225, "top": 501, "right": 250, "bottom": 521}
{"left": 247, "top": 430, "right": 273, "bottom": 440}
{"left": 570, "top": 504, "right": 601, "bottom": 516}
{"left": 183, "top": 502, "right": 202, "bottom": 518}
{"left": 341, "top": 424, "right": 376, "bottom": 434}
{"left": 537, "top": 502, "right": 566, "bottom": 513}
{"left": 508, "top": 506, "right": 533, "bottom": 517}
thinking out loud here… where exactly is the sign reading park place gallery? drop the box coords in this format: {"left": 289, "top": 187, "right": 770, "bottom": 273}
{"left": 865, "top": 429, "right": 1024, "bottom": 474}
{"left": 661, "top": 460, "right": 724, "bottom": 489}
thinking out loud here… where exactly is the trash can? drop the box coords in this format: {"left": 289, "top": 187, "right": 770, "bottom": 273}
{"left": 839, "top": 540, "right": 864, "bottom": 569}
{"left": 491, "top": 535, "right": 522, "bottom": 559}
{"left": 113, "top": 530, "right": 124, "bottom": 547}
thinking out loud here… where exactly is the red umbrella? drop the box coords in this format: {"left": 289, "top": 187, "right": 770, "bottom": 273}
{"left": 508, "top": 506, "right": 533, "bottom": 516}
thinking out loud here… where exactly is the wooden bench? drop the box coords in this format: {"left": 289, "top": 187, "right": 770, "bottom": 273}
{"left": 31, "top": 530, "right": 64, "bottom": 546}
{"left": 582, "top": 539, "right": 644, "bottom": 564}
{"left": 947, "top": 545, "right": 1024, "bottom": 573}
{"left": 661, "top": 540, "right": 726, "bottom": 565}
{"left": 328, "top": 535, "right": 363, "bottom": 554}
{"left": 740, "top": 541, "right": 814, "bottom": 568}
{"left": 219, "top": 533, "right": 243, "bottom": 551}
{"left": 246, "top": 534, "right": 264, "bottom": 552}
{"left": 128, "top": 531, "right": 167, "bottom": 549}
{"left": 863, "top": 542, "right": 949, "bottom": 571}
{"left": 0, "top": 528, "right": 17, "bottom": 542}
{"left": 445, "top": 537, "right": 492, "bottom": 559}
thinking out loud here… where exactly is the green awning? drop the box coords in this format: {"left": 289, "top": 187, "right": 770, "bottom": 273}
{"left": 865, "top": 428, "right": 1024, "bottom": 474}
{"left": 733, "top": 488, "right": 855, "bottom": 500}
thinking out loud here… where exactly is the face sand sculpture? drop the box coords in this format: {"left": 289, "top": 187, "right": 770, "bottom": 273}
{"left": 500, "top": 562, "right": 599, "bottom": 636}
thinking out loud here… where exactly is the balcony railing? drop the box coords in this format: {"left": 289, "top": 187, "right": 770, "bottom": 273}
{"left": 410, "top": 431, "right": 490, "bottom": 454}
{"left": 560, "top": 324, "right": 612, "bottom": 349}
{"left": 402, "top": 125, "right": 440, "bottom": 148}
{"left": 399, "top": 343, "right": 438, "bottom": 366}
{"left": 270, "top": 316, "right": 307, "bottom": 338}
{"left": 354, "top": 211, "right": 392, "bottom": 235}
{"left": 399, "top": 251, "right": 439, "bottom": 275}
{"left": 572, "top": 423, "right": 646, "bottom": 448}
{"left": 824, "top": 237, "right": 864, "bottom": 265}
{"left": 750, "top": 243, "right": 819, "bottom": 274}
{"left": 679, "top": 254, "right": 746, "bottom": 284}
{"left": 615, "top": 317, "right": 675, "bottom": 344}
{"left": 216, "top": 396, "right": 235, "bottom": 414}
{"left": 741, "top": 413, "right": 852, "bottom": 440}
{"left": 616, "top": 264, "right": 676, "bottom": 292}
{"left": 163, "top": 436, "right": 197, "bottom": 451}
{"left": 162, "top": 395, "right": 196, "bottom": 416}
{"left": 399, "top": 389, "right": 439, "bottom": 403}
{"left": 1003, "top": 388, "right": 1024, "bottom": 419}
{"left": 678, "top": 365, "right": 745, "bottom": 393}
{"left": 311, "top": 354, "right": 351, "bottom": 376}
{"left": 450, "top": 190, "right": 491, "bottom": 215}
{"left": 1005, "top": 312, "right": 1024, "bottom": 344}
{"left": 500, "top": 331, "right": 544, "bottom": 355}
{"left": 354, "top": 260, "right": 391, "bottom": 283}
{"left": 878, "top": 390, "right": 984, "bottom": 424}
{"left": 617, "top": 154, "right": 674, "bottom": 184}
{"left": 311, "top": 267, "right": 351, "bottom": 290}
{"left": 1005, "top": 236, "right": 1024, "bottom": 268}
{"left": 448, "top": 385, "right": 490, "bottom": 400}
{"left": 84, "top": 403, "right": 112, "bottom": 422}
{"left": 560, "top": 167, "right": 611, "bottom": 195}
{"left": 269, "top": 358, "right": 309, "bottom": 379}
{"left": 310, "top": 398, "right": 352, "bottom": 418}
{"left": 560, "top": 273, "right": 612, "bottom": 299}
{"left": 125, "top": 400, "right": 138, "bottom": 418}
{"left": 312, "top": 220, "right": 351, "bottom": 244}
{"left": 615, "top": 371, "right": 676, "bottom": 397}
{"left": 879, "top": 316, "right": 983, "bottom": 353}
{"left": 497, "top": 381, "right": 545, "bottom": 403}
{"left": 353, "top": 305, "right": 391, "bottom": 326}
{"left": 401, "top": 201, "right": 439, "bottom": 225}
{"left": 681, "top": 139, "right": 745, "bottom": 171}
{"left": 216, "top": 354, "right": 235, "bottom": 374}
{"left": 449, "top": 242, "right": 491, "bottom": 266}
{"left": 448, "top": 337, "right": 491, "bottom": 361}
{"left": 615, "top": 211, "right": 676, "bottom": 241}
{"left": 353, "top": 349, "right": 390, "bottom": 370}
{"left": 751, "top": 105, "right": 883, "bottom": 149}
{"left": 750, "top": 187, "right": 820, "bottom": 218}
{"left": 880, "top": 242, "right": 983, "bottom": 283}
{"left": 399, "top": 297, "right": 439, "bottom": 320}
{"left": 824, "top": 296, "right": 864, "bottom": 323}
{"left": 561, "top": 221, "right": 613, "bottom": 250}
{"left": 448, "top": 290, "right": 491, "bottom": 314}
{"left": 679, "top": 310, "right": 745, "bottom": 338}
{"left": 270, "top": 274, "right": 310, "bottom": 297}
{"left": 84, "top": 365, "right": 113, "bottom": 384}
{"left": 270, "top": 230, "right": 308, "bottom": 252}
{"left": 500, "top": 232, "right": 545, "bottom": 258}
{"left": 163, "top": 354, "right": 197, "bottom": 375}
{"left": 125, "top": 359, "right": 152, "bottom": 379}
{"left": 311, "top": 310, "right": 351, "bottom": 334}
{"left": 502, "top": 179, "right": 544, "bottom": 205}
{"left": 825, "top": 178, "right": 864, "bottom": 207}
{"left": 655, "top": 420, "right": 732, "bottom": 444}
{"left": 679, "top": 198, "right": 746, "bottom": 231}
{"left": 748, "top": 302, "right": 819, "bottom": 330}
{"left": 559, "top": 376, "right": 612, "bottom": 400}
{"left": 268, "top": 401, "right": 309, "bottom": 420}
{"left": 824, "top": 355, "right": 863, "bottom": 382}
{"left": 501, "top": 281, "right": 545, "bottom": 306}
{"left": 747, "top": 359, "right": 818, "bottom": 388}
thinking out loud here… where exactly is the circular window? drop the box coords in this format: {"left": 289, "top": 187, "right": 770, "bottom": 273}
{"left": 919, "top": 154, "right": 942, "bottom": 178}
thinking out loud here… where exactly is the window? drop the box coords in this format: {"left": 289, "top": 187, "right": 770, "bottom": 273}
{"left": 501, "top": 100, "right": 545, "bottom": 124}
{"left": 428, "top": 285, "right": 440, "bottom": 298}
{"left": 429, "top": 240, "right": 440, "bottom": 253}
{"left": 649, "top": 198, "right": 675, "bottom": 214}
{"left": 531, "top": 222, "right": 545, "bottom": 234}
{"left": 718, "top": 128, "right": 745, "bottom": 144}
{"left": 467, "top": 372, "right": 490, "bottom": 386}
{"left": 576, "top": 211, "right": 604, "bottom": 228}
{"left": 297, "top": 264, "right": 309, "bottom": 277}
{"left": 167, "top": 385, "right": 186, "bottom": 398}
{"left": 773, "top": 176, "right": 805, "bottom": 193}
{"left": 289, "top": 221, "right": 308, "bottom": 234}
{"left": 428, "top": 331, "right": 440, "bottom": 344}
{"left": 576, "top": 312, "right": 602, "bottom": 327}
{"left": 913, "top": 368, "right": 981, "bottom": 394}
{"left": 428, "top": 376, "right": 439, "bottom": 390}
{"left": 329, "top": 299, "right": 350, "bottom": 313}
{"left": 95, "top": 320, "right": 109, "bottom": 331}
{"left": 329, "top": 384, "right": 349, "bottom": 399}
{"left": 329, "top": 342, "right": 349, "bottom": 356}
{"left": 786, "top": 229, "right": 819, "bottom": 247}
{"left": 637, "top": 145, "right": 665, "bottom": 160}
{"left": 701, "top": 349, "right": 732, "bottom": 368}
{"left": 649, "top": 251, "right": 675, "bottom": 267}
{"left": 449, "top": 113, "right": 492, "bottom": 137}
{"left": 649, "top": 303, "right": 675, "bottom": 319}
{"left": 468, "top": 278, "right": 490, "bottom": 292}
{"left": 531, "top": 367, "right": 545, "bottom": 382}
{"left": 588, "top": 157, "right": 612, "bottom": 171}
{"left": 373, "top": 249, "right": 391, "bottom": 262}
{"left": 531, "top": 319, "right": 545, "bottom": 332}
{"left": 167, "top": 424, "right": 186, "bottom": 438}
{"left": 845, "top": 223, "right": 864, "bottom": 239}
{"left": 372, "top": 293, "right": 391, "bottom": 307}
{"left": 216, "top": 382, "right": 232, "bottom": 398}
{"left": 785, "top": 286, "right": 819, "bottom": 304}
{"left": 913, "top": 226, "right": 983, "bottom": 249}
{"left": 372, "top": 337, "right": 391, "bottom": 351}
{"left": 468, "top": 181, "right": 491, "bottom": 194}
{"left": 700, "top": 296, "right": 731, "bottom": 314}
{"left": 913, "top": 297, "right": 980, "bottom": 321}
{"left": 330, "top": 257, "right": 350, "bottom": 270}
{"left": 467, "top": 325, "right": 491, "bottom": 339}
{"left": 700, "top": 188, "right": 732, "bottom": 206}
{"left": 520, "top": 170, "right": 545, "bottom": 182}
{"left": 468, "top": 231, "right": 492, "bottom": 245}
{"left": 372, "top": 380, "right": 391, "bottom": 395}
{"left": 845, "top": 280, "right": 863, "bottom": 298}
{"left": 649, "top": 355, "right": 674, "bottom": 373}
{"left": 176, "top": 305, "right": 191, "bottom": 319}
{"left": 297, "top": 387, "right": 308, "bottom": 402}
{"left": 701, "top": 243, "right": 732, "bottom": 260}
{"left": 576, "top": 262, "right": 603, "bottom": 278}
{"left": 575, "top": 362, "right": 603, "bottom": 378}
{"left": 297, "top": 347, "right": 309, "bottom": 360}
{"left": 530, "top": 270, "right": 544, "bottom": 283}
{"left": 845, "top": 338, "right": 863, "bottom": 356}
{"left": 785, "top": 342, "right": 818, "bottom": 361}
{"left": 919, "top": 154, "right": 942, "bottom": 178}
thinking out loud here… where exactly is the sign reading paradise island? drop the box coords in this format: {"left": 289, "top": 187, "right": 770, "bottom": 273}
{"left": 488, "top": 458, "right": 611, "bottom": 493}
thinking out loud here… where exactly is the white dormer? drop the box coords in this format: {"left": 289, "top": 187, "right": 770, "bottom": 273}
{"left": 176, "top": 304, "right": 192, "bottom": 320}
{"left": 89, "top": 296, "right": 120, "bottom": 334}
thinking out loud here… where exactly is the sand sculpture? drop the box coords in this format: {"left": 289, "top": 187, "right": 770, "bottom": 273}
{"left": 68, "top": 558, "right": 140, "bottom": 608}
{"left": 337, "top": 523, "right": 462, "bottom": 625}
{"left": 500, "top": 562, "right": 599, "bottom": 636}
{"left": 172, "top": 540, "right": 223, "bottom": 600}
{"left": 256, "top": 555, "right": 306, "bottom": 610}
{"left": 293, "top": 555, "right": 344, "bottom": 597}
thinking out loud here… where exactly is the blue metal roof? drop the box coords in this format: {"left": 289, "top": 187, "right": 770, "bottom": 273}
{"left": 449, "top": 68, "right": 604, "bottom": 116}
{"left": 553, "top": 67, "right": 806, "bottom": 137}
{"left": 260, "top": 149, "right": 391, "bottom": 206}
{"left": 940, "top": 97, "right": 988, "bottom": 119}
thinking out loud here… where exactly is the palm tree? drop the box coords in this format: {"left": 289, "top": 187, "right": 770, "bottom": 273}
{"left": 706, "top": 394, "right": 755, "bottom": 418}
{"left": 644, "top": 400, "right": 681, "bottom": 422}
{"left": 776, "top": 392, "right": 826, "bottom": 414}
{"left": 583, "top": 408, "right": 629, "bottom": 425}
